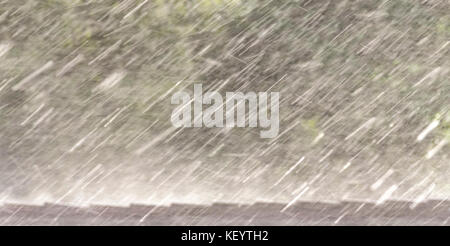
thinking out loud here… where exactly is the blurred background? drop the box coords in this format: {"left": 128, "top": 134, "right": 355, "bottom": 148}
{"left": 0, "top": 0, "right": 448, "bottom": 207}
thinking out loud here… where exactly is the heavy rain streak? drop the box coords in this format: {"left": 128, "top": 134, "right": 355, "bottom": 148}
{"left": 0, "top": 0, "right": 449, "bottom": 225}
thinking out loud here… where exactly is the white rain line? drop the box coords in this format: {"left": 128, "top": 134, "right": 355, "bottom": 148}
{"left": 376, "top": 185, "right": 398, "bottom": 205}
{"left": 345, "top": 117, "right": 376, "bottom": 140}
{"left": 12, "top": 61, "right": 54, "bottom": 91}
{"left": 123, "top": 0, "right": 148, "bottom": 20}
{"left": 20, "top": 103, "right": 45, "bottom": 126}
{"left": 274, "top": 157, "right": 305, "bottom": 186}
{"left": 281, "top": 186, "right": 310, "bottom": 213}
{"left": 417, "top": 119, "right": 439, "bottom": 142}
{"left": 0, "top": 42, "right": 12, "bottom": 58}
{"left": 426, "top": 138, "right": 448, "bottom": 159}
